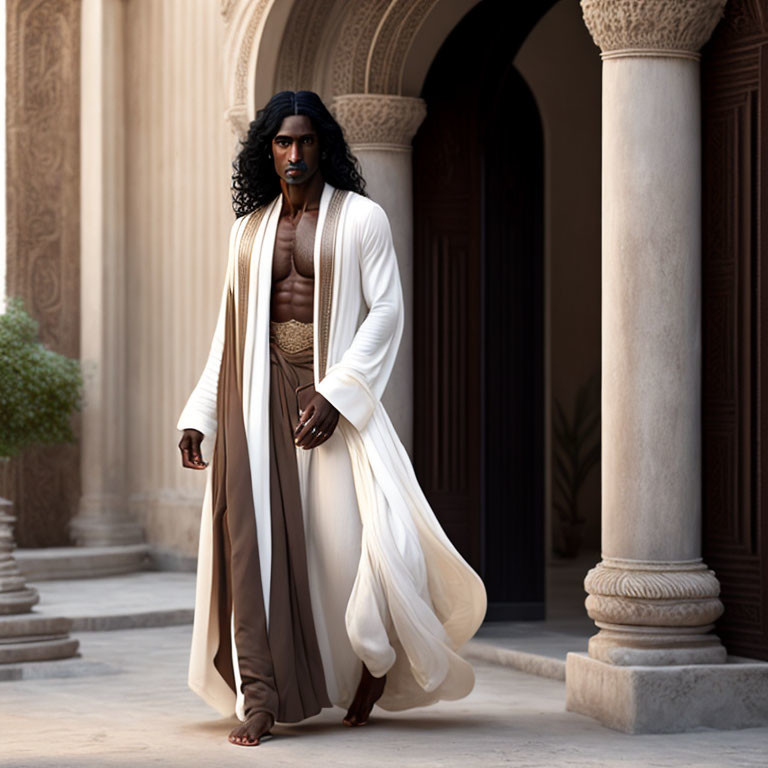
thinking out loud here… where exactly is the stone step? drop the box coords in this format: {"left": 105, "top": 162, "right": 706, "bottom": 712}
{"left": 0, "top": 614, "right": 74, "bottom": 639}
{"left": 462, "top": 639, "right": 567, "bottom": 681}
{"left": 28, "top": 572, "right": 196, "bottom": 632}
{"left": 0, "top": 637, "right": 80, "bottom": 664}
{"left": 69, "top": 608, "right": 194, "bottom": 632}
{"left": 0, "top": 613, "right": 79, "bottom": 664}
{"left": 13, "top": 545, "right": 150, "bottom": 581}
{"left": 0, "top": 656, "right": 116, "bottom": 682}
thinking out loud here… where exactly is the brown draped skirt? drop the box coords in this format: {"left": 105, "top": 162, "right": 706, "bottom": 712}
{"left": 210, "top": 306, "right": 331, "bottom": 724}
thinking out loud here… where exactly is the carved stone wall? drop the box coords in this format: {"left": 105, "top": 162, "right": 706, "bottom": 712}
{"left": 2, "top": 0, "right": 82, "bottom": 546}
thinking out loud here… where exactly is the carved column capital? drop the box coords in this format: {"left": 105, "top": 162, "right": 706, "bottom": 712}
{"left": 331, "top": 94, "right": 427, "bottom": 151}
{"left": 580, "top": 0, "right": 727, "bottom": 60}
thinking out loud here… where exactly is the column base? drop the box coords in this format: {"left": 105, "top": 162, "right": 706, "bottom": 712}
{"left": 0, "top": 499, "right": 40, "bottom": 614}
{"left": 0, "top": 614, "right": 79, "bottom": 664}
{"left": 566, "top": 652, "right": 768, "bottom": 733}
{"left": 588, "top": 622, "right": 727, "bottom": 665}
{"left": 584, "top": 557, "right": 726, "bottom": 665}
{"left": 0, "top": 585, "right": 39, "bottom": 615}
{"left": 70, "top": 495, "right": 145, "bottom": 546}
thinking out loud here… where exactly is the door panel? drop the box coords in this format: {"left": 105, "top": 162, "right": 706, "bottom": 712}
{"left": 702, "top": 0, "right": 768, "bottom": 660}
{"left": 413, "top": 1, "right": 548, "bottom": 619}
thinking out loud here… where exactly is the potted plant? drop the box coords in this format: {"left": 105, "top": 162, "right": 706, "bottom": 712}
{"left": 552, "top": 370, "right": 600, "bottom": 558}
{"left": 0, "top": 297, "right": 82, "bottom": 662}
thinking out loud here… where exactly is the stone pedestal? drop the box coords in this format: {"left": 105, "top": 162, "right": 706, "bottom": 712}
{"left": 563, "top": 0, "right": 757, "bottom": 734}
{"left": 566, "top": 653, "right": 768, "bottom": 734}
{"left": 0, "top": 498, "right": 79, "bottom": 663}
{"left": 331, "top": 94, "right": 426, "bottom": 456}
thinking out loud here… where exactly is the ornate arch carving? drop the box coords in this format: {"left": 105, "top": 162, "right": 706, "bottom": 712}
{"left": 220, "top": 0, "right": 280, "bottom": 136}
{"left": 221, "top": 0, "right": 481, "bottom": 135}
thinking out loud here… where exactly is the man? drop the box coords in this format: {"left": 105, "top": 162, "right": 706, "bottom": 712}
{"left": 177, "top": 91, "right": 486, "bottom": 747}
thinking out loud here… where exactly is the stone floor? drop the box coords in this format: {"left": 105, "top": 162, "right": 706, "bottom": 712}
{"left": 2, "top": 625, "right": 767, "bottom": 768}
{"left": 2, "top": 552, "right": 767, "bottom": 766}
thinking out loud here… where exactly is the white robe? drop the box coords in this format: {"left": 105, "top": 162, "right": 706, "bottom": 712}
{"left": 177, "top": 182, "right": 487, "bottom": 719}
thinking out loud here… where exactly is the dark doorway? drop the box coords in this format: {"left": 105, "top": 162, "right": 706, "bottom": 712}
{"left": 413, "top": 0, "right": 555, "bottom": 620}
{"left": 701, "top": 4, "right": 768, "bottom": 661}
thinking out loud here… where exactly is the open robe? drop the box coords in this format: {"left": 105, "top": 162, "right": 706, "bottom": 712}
{"left": 178, "top": 182, "right": 487, "bottom": 719}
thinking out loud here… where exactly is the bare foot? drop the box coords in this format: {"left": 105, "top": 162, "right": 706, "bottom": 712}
{"left": 228, "top": 711, "right": 273, "bottom": 746}
{"left": 343, "top": 664, "right": 386, "bottom": 727}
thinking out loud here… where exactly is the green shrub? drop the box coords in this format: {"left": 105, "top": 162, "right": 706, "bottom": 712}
{"left": 0, "top": 297, "right": 83, "bottom": 459}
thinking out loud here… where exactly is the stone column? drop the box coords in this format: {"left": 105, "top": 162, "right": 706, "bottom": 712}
{"left": 563, "top": 0, "right": 768, "bottom": 734}
{"left": 69, "top": 0, "right": 144, "bottom": 548}
{"left": 331, "top": 94, "right": 426, "bottom": 456}
{"left": 578, "top": 0, "right": 727, "bottom": 668}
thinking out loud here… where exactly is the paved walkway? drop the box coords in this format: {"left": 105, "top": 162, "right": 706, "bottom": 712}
{"left": 2, "top": 624, "right": 767, "bottom": 768}
{"left": 2, "top": 559, "right": 767, "bottom": 766}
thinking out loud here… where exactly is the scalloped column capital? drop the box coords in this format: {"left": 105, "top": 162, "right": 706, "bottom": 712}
{"left": 331, "top": 94, "right": 427, "bottom": 151}
{"left": 580, "top": 0, "right": 728, "bottom": 60}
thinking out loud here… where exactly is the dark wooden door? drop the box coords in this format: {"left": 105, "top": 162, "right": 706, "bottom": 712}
{"left": 413, "top": 0, "right": 551, "bottom": 620}
{"left": 413, "top": 87, "right": 484, "bottom": 573}
{"left": 702, "top": 0, "right": 768, "bottom": 661}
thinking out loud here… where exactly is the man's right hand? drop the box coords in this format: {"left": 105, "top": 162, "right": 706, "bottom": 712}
{"left": 179, "top": 429, "right": 208, "bottom": 469}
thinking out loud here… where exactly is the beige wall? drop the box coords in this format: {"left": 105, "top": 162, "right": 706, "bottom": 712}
{"left": 123, "top": 0, "right": 234, "bottom": 562}
{"left": 515, "top": 0, "right": 602, "bottom": 552}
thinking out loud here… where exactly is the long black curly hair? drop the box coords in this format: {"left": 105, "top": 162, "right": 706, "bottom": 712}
{"left": 231, "top": 90, "right": 367, "bottom": 217}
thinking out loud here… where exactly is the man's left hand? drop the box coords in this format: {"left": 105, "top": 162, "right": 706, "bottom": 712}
{"left": 294, "top": 392, "right": 339, "bottom": 449}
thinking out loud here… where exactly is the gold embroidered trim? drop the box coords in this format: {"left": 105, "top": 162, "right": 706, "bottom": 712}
{"left": 235, "top": 206, "right": 267, "bottom": 392}
{"left": 318, "top": 189, "right": 349, "bottom": 380}
{"left": 270, "top": 319, "right": 314, "bottom": 353}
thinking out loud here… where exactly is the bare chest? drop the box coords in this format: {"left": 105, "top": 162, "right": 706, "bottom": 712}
{"left": 272, "top": 210, "right": 318, "bottom": 281}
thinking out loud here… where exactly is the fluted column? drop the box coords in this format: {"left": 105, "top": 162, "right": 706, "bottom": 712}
{"left": 580, "top": 0, "right": 728, "bottom": 666}
{"left": 69, "top": 0, "right": 143, "bottom": 547}
{"left": 331, "top": 94, "right": 426, "bottom": 455}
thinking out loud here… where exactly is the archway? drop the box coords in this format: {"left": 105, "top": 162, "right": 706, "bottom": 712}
{"left": 413, "top": 1, "right": 554, "bottom": 620}
{"left": 222, "top": 0, "right": 601, "bottom": 624}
